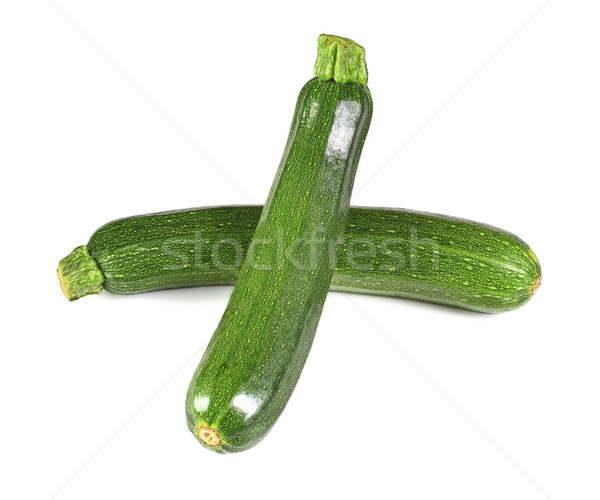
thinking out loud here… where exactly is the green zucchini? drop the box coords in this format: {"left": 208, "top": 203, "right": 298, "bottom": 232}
{"left": 59, "top": 205, "right": 541, "bottom": 313}
{"left": 186, "top": 34, "right": 372, "bottom": 452}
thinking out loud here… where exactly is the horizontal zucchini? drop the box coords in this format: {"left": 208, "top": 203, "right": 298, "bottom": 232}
{"left": 59, "top": 204, "right": 541, "bottom": 313}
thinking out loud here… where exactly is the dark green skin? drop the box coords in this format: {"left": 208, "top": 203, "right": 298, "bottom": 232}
{"left": 88, "top": 207, "right": 540, "bottom": 314}
{"left": 183, "top": 78, "right": 373, "bottom": 452}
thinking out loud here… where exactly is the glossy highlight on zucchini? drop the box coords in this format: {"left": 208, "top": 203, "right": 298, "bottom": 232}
{"left": 59, "top": 205, "right": 541, "bottom": 313}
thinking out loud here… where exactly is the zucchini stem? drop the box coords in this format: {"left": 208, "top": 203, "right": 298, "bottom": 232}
{"left": 58, "top": 245, "right": 104, "bottom": 301}
{"left": 314, "top": 34, "right": 368, "bottom": 85}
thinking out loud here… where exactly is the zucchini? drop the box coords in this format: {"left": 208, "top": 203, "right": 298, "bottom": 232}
{"left": 59, "top": 205, "right": 541, "bottom": 313}
{"left": 186, "top": 34, "right": 372, "bottom": 452}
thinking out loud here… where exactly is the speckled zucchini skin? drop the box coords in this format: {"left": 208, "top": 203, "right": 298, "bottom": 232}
{"left": 87, "top": 205, "right": 540, "bottom": 313}
{"left": 335, "top": 208, "right": 540, "bottom": 312}
{"left": 185, "top": 78, "right": 373, "bottom": 452}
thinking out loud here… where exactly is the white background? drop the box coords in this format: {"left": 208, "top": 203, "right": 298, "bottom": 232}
{"left": 1, "top": 1, "right": 599, "bottom": 499}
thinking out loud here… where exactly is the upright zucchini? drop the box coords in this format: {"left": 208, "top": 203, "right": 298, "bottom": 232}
{"left": 186, "top": 34, "right": 372, "bottom": 452}
{"left": 59, "top": 206, "right": 541, "bottom": 313}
